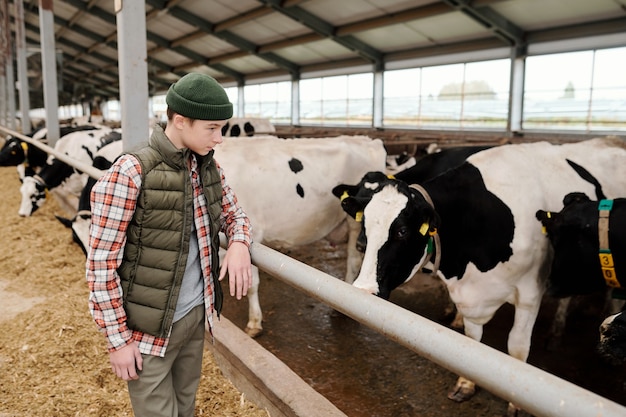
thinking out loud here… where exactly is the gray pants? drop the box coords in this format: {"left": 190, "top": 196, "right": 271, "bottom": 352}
{"left": 128, "top": 304, "right": 205, "bottom": 417}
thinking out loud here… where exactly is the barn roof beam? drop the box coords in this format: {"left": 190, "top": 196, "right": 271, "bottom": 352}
{"left": 442, "top": 0, "right": 525, "bottom": 47}
{"left": 60, "top": 0, "right": 245, "bottom": 81}
{"left": 257, "top": 0, "right": 384, "bottom": 69}
{"left": 147, "top": 1, "right": 301, "bottom": 78}
{"left": 15, "top": 15, "right": 179, "bottom": 96}
{"left": 54, "top": 0, "right": 99, "bottom": 41}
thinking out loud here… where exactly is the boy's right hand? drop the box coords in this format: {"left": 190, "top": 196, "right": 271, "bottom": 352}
{"left": 109, "top": 341, "right": 143, "bottom": 381}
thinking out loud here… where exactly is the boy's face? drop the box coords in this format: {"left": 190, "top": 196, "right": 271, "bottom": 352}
{"left": 181, "top": 118, "right": 229, "bottom": 156}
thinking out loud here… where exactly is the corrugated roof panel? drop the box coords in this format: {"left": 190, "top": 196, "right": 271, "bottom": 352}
{"left": 179, "top": 0, "right": 262, "bottom": 22}
{"left": 492, "top": 0, "right": 626, "bottom": 31}
{"left": 180, "top": 35, "right": 239, "bottom": 59}
{"left": 229, "top": 12, "right": 312, "bottom": 45}
{"left": 300, "top": 0, "right": 384, "bottom": 26}
{"left": 275, "top": 39, "right": 359, "bottom": 66}
{"left": 223, "top": 54, "right": 280, "bottom": 74}
{"left": 150, "top": 48, "right": 197, "bottom": 69}
{"left": 403, "top": 11, "right": 493, "bottom": 44}
{"left": 146, "top": 11, "right": 200, "bottom": 41}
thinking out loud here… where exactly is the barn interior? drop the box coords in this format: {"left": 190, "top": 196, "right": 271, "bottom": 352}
{"left": 1, "top": 1, "right": 626, "bottom": 417}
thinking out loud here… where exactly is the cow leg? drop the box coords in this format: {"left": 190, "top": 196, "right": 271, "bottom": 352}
{"left": 449, "top": 310, "right": 464, "bottom": 329}
{"left": 448, "top": 320, "right": 481, "bottom": 402}
{"left": 546, "top": 297, "right": 571, "bottom": 351}
{"left": 604, "top": 290, "right": 625, "bottom": 316}
{"left": 244, "top": 265, "right": 263, "bottom": 338}
{"left": 504, "top": 299, "right": 542, "bottom": 417}
{"left": 219, "top": 247, "right": 263, "bottom": 338}
{"left": 344, "top": 217, "right": 364, "bottom": 284}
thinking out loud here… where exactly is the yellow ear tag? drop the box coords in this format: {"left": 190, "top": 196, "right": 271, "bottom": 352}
{"left": 419, "top": 222, "right": 429, "bottom": 236}
{"left": 340, "top": 190, "right": 349, "bottom": 202}
{"left": 387, "top": 174, "right": 396, "bottom": 179}
{"left": 541, "top": 226, "right": 547, "bottom": 235}
{"left": 547, "top": 212, "right": 551, "bottom": 218}
{"left": 355, "top": 211, "right": 363, "bottom": 222}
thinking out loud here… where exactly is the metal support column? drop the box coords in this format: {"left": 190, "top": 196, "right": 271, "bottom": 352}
{"left": 115, "top": 0, "right": 149, "bottom": 150}
{"left": 373, "top": 67, "right": 384, "bottom": 128}
{"left": 13, "top": 0, "right": 29, "bottom": 133}
{"left": 38, "top": 0, "right": 59, "bottom": 146}
{"left": 509, "top": 46, "right": 526, "bottom": 134}
{"left": 291, "top": 76, "right": 300, "bottom": 125}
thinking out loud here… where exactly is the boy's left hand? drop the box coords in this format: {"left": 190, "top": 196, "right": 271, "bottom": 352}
{"left": 219, "top": 241, "right": 252, "bottom": 300}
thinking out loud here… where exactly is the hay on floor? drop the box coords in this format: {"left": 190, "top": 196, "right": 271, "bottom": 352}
{"left": 0, "top": 166, "right": 268, "bottom": 417}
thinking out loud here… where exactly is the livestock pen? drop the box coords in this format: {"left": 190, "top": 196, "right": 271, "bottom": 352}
{"left": 2, "top": 124, "right": 625, "bottom": 416}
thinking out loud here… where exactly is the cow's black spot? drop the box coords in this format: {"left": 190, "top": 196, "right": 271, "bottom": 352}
{"left": 289, "top": 158, "right": 303, "bottom": 174}
{"left": 221, "top": 122, "right": 230, "bottom": 136}
{"left": 244, "top": 122, "right": 255, "bottom": 136}
{"left": 296, "top": 183, "right": 304, "bottom": 198}
{"left": 231, "top": 124, "right": 241, "bottom": 137}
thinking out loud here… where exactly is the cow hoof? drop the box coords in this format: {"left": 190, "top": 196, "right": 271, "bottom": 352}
{"left": 506, "top": 402, "right": 520, "bottom": 417}
{"left": 245, "top": 326, "right": 263, "bottom": 338}
{"left": 447, "top": 377, "right": 476, "bottom": 402}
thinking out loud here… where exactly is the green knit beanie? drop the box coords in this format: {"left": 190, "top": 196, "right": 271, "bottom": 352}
{"left": 166, "top": 73, "right": 233, "bottom": 120}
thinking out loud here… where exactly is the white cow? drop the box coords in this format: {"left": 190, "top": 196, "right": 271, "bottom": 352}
{"left": 214, "top": 134, "right": 387, "bottom": 336}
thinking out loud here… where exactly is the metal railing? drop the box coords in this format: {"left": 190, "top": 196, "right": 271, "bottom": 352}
{"left": 244, "top": 240, "right": 626, "bottom": 417}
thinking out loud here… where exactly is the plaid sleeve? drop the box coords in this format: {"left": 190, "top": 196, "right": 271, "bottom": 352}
{"left": 86, "top": 154, "right": 142, "bottom": 351}
{"left": 217, "top": 161, "right": 252, "bottom": 247}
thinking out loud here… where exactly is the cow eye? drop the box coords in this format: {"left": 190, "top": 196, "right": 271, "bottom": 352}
{"left": 396, "top": 226, "right": 408, "bottom": 239}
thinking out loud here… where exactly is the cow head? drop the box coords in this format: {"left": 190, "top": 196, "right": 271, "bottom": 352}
{"left": 535, "top": 192, "right": 608, "bottom": 296}
{"left": 598, "top": 311, "right": 626, "bottom": 365}
{"left": 333, "top": 172, "right": 439, "bottom": 299}
{"left": 0, "top": 138, "right": 26, "bottom": 167}
{"left": 18, "top": 176, "right": 47, "bottom": 216}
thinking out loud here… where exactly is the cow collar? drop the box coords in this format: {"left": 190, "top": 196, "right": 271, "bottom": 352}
{"left": 409, "top": 183, "right": 441, "bottom": 278}
{"left": 33, "top": 174, "right": 48, "bottom": 189}
{"left": 598, "top": 199, "right": 621, "bottom": 288}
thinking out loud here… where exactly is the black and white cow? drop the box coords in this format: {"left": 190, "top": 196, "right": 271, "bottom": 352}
{"left": 18, "top": 128, "right": 120, "bottom": 217}
{"left": 56, "top": 140, "right": 123, "bottom": 254}
{"left": 0, "top": 125, "right": 99, "bottom": 180}
{"left": 221, "top": 117, "right": 275, "bottom": 137}
{"left": 385, "top": 152, "right": 416, "bottom": 175}
{"left": 536, "top": 189, "right": 626, "bottom": 364}
{"left": 333, "top": 137, "right": 626, "bottom": 416}
{"left": 212, "top": 135, "right": 386, "bottom": 336}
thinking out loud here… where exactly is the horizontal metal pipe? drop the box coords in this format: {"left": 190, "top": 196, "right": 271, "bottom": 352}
{"left": 0, "top": 125, "right": 105, "bottom": 179}
{"left": 246, "top": 240, "right": 626, "bottom": 417}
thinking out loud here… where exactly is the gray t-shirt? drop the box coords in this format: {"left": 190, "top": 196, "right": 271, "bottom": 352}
{"left": 173, "top": 221, "right": 204, "bottom": 322}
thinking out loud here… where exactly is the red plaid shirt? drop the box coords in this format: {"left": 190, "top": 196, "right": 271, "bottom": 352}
{"left": 86, "top": 153, "right": 251, "bottom": 357}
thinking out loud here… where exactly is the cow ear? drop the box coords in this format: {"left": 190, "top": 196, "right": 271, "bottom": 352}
{"left": 332, "top": 184, "right": 357, "bottom": 199}
{"left": 535, "top": 210, "right": 556, "bottom": 226}
{"left": 340, "top": 196, "right": 364, "bottom": 219}
{"left": 563, "top": 192, "right": 590, "bottom": 207}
